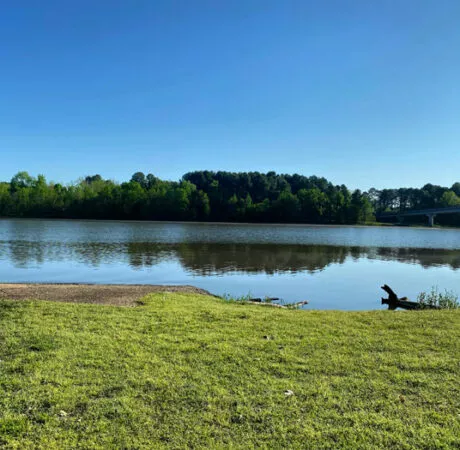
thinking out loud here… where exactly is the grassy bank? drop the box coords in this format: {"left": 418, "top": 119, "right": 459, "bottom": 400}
{"left": 1, "top": 293, "right": 459, "bottom": 449}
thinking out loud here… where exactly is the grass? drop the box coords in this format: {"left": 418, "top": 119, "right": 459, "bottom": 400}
{"left": 0, "top": 293, "right": 459, "bottom": 449}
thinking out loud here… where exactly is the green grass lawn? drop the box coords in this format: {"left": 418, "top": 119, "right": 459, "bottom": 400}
{"left": 1, "top": 293, "right": 459, "bottom": 449}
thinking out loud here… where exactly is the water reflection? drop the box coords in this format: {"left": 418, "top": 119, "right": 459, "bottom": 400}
{"left": 125, "top": 243, "right": 460, "bottom": 273}
{"left": 2, "top": 240, "right": 460, "bottom": 274}
{"left": 174, "top": 244, "right": 350, "bottom": 275}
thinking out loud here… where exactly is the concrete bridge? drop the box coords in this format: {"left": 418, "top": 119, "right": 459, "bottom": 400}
{"left": 377, "top": 206, "right": 460, "bottom": 227}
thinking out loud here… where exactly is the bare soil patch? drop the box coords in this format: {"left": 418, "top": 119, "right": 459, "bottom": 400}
{"left": 0, "top": 283, "right": 212, "bottom": 306}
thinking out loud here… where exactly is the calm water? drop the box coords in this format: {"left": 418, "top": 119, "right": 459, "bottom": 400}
{"left": 1, "top": 219, "right": 460, "bottom": 310}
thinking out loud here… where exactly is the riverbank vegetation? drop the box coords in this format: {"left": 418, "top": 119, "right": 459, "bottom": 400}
{"left": 2, "top": 170, "right": 460, "bottom": 225}
{"left": 1, "top": 293, "right": 459, "bottom": 448}
{"left": 417, "top": 287, "right": 459, "bottom": 310}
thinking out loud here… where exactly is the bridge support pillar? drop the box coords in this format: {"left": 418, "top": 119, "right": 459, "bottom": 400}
{"left": 427, "top": 214, "right": 436, "bottom": 227}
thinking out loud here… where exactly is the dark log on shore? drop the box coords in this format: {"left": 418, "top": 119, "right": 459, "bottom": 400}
{"left": 248, "top": 301, "right": 285, "bottom": 308}
{"left": 291, "top": 301, "right": 309, "bottom": 308}
{"left": 248, "top": 297, "right": 279, "bottom": 303}
{"left": 247, "top": 298, "right": 308, "bottom": 309}
{"left": 381, "top": 284, "right": 440, "bottom": 310}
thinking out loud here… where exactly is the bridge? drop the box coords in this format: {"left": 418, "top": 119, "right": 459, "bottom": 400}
{"left": 377, "top": 206, "right": 460, "bottom": 227}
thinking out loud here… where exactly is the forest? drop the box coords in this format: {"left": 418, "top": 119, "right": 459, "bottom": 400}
{"left": 1, "top": 170, "right": 460, "bottom": 226}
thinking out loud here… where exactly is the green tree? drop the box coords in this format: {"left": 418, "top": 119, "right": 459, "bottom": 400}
{"left": 350, "top": 190, "right": 375, "bottom": 223}
{"left": 190, "top": 190, "right": 211, "bottom": 219}
{"left": 451, "top": 183, "right": 460, "bottom": 197}
{"left": 227, "top": 194, "right": 239, "bottom": 220}
{"left": 298, "top": 188, "right": 328, "bottom": 222}
{"left": 120, "top": 181, "right": 147, "bottom": 218}
{"left": 131, "top": 172, "right": 147, "bottom": 189}
{"left": 272, "top": 191, "right": 300, "bottom": 222}
{"left": 84, "top": 174, "right": 103, "bottom": 185}
{"left": 0, "top": 182, "right": 12, "bottom": 215}
{"left": 146, "top": 174, "right": 158, "bottom": 189}
{"left": 10, "top": 171, "right": 34, "bottom": 193}
{"left": 440, "top": 190, "right": 460, "bottom": 207}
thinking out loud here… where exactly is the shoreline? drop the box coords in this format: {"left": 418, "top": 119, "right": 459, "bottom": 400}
{"left": 1, "top": 216, "right": 455, "bottom": 230}
{"left": 0, "top": 283, "right": 213, "bottom": 306}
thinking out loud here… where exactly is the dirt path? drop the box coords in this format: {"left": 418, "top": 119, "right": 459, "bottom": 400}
{"left": 0, "top": 283, "right": 212, "bottom": 306}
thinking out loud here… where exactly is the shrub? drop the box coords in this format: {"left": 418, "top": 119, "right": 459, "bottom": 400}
{"left": 417, "top": 287, "right": 459, "bottom": 310}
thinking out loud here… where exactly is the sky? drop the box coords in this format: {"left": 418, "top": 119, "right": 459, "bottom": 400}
{"left": 1, "top": 0, "right": 459, "bottom": 190}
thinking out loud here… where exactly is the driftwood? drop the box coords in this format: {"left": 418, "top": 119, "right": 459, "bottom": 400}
{"left": 291, "top": 301, "right": 309, "bottom": 308}
{"left": 381, "top": 285, "right": 439, "bottom": 310}
{"left": 248, "top": 301, "right": 285, "bottom": 308}
{"left": 247, "top": 298, "right": 308, "bottom": 309}
{"left": 249, "top": 297, "right": 279, "bottom": 303}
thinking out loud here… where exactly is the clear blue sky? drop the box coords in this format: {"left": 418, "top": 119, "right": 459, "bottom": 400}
{"left": 1, "top": 0, "right": 459, "bottom": 190}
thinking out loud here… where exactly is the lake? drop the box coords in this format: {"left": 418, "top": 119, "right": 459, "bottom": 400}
{"left": 1, "top": 219, "right": 460, "bottom": 310}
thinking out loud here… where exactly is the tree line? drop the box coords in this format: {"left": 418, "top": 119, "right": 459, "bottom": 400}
{"left": 1, "top": 170, "right": 459, "bottom": 225}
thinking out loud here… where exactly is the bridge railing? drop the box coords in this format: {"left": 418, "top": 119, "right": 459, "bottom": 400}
{"left": 378, "top": 206, "right": 460, "bottom": 217}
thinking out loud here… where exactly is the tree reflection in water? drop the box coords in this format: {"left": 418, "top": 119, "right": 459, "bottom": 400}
{"left": 4, "top": 240, "right": 460, "bottom": 273}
